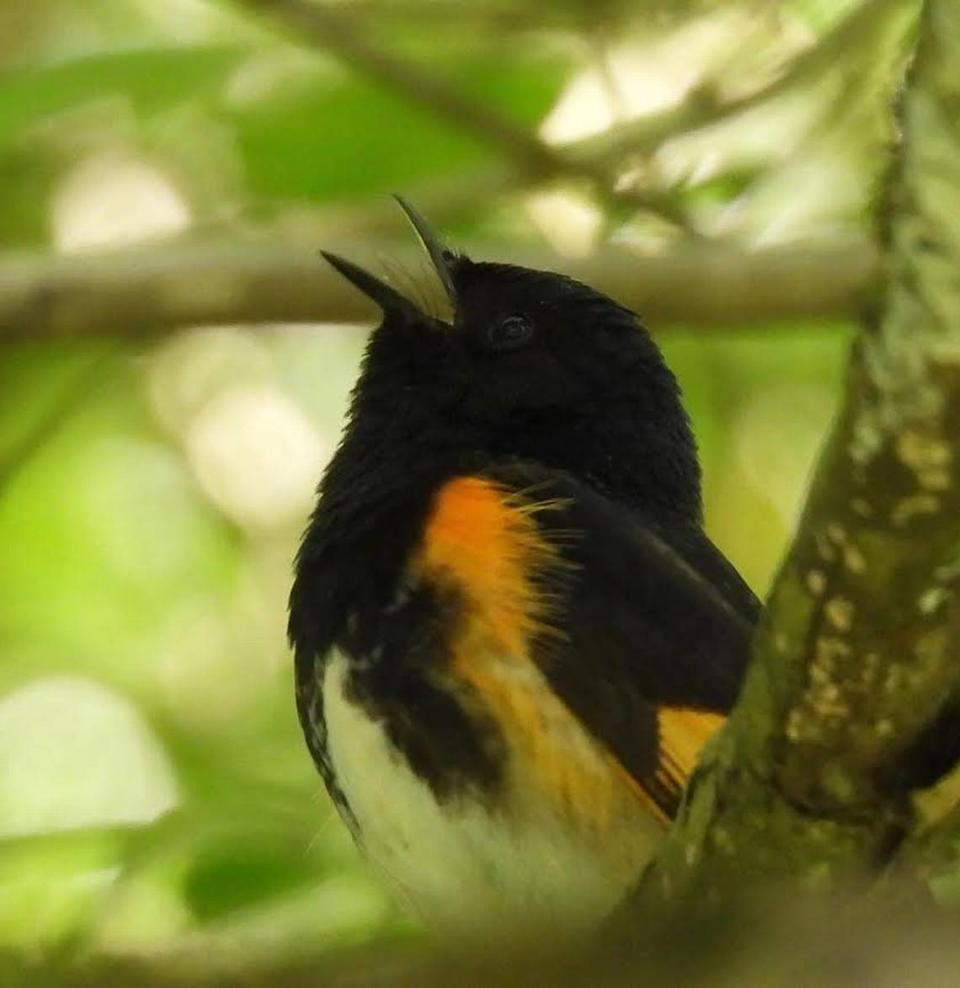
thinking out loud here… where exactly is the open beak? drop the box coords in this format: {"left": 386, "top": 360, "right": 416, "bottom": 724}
{"left": 392, "top": 195, "right": 457, "bottom": 306}
{"left": 320, "top": 197, "right": 457, "bottom": 320}
{"left": 319, "top": 250, "right": 419, "bottom": 318}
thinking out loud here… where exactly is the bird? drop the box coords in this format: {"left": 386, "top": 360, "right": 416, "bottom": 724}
{"left": 288, "top": 198, "right": 760, "bottom": 937}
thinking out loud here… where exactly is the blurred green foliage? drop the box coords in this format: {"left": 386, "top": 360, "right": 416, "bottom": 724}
{"left": 0, "top": 0, "right": 904, "bottom": 980}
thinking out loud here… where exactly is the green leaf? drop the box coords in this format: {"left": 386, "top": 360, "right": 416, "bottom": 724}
{"left": 184, "top": 841, "right": 318, "bottom": 921}
{"left": 230, "top": 53, "right": 572, "bottom": 203}
{"left": 0, "top": 47, "right": 244, "bottom": 148}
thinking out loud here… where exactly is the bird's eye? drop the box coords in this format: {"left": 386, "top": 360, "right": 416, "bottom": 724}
{"left": 485, "top": 315, "right": 534, "bottom": 352}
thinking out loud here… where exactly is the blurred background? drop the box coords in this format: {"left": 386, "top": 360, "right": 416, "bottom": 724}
{"left": 0, "top": 0, "right": 915, "bottom": 981}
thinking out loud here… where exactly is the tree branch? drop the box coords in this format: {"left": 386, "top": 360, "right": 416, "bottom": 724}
{"left": 0, "top": 235, "right": 877, "bottom": 340}
{"left": 638, "top": 0, "right": 960, "bottom": 905}
{"left": 568, "top": 0, "right": 915, "bottom": 170}
{"left": 244, "top": 0, "right": 912, "bottom": 226}
{"left": 236, "top": 0, "right": 691, "bottom": 227}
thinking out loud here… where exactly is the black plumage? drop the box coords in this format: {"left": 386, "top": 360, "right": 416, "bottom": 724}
{"left": 288, "top": 199, "right": 760, "bottom": 913}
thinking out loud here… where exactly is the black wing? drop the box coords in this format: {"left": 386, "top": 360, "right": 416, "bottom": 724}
{"left": 485, "top": 460, "right": 761, "bottom": 816}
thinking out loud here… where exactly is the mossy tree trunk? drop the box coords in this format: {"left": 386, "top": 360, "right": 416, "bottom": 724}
{"left": 643, "top": 0, "right": 960, "bottom": 905}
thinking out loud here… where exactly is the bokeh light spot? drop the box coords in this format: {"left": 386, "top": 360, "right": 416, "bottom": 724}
{"left": 185, "top": 386, "right": 328, "bottom": 531}
{"left": 0, "top": 677, "right": 179, "bottom": 837}
{"left": 52, "top": 151, "right": 191, "bottom": 253}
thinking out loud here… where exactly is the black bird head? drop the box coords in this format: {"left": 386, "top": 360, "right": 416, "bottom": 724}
{"left": 322, "top": 197, "right": 701, "bottom": 525}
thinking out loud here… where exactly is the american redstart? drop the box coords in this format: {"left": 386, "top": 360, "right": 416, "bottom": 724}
{"left": 289, "top": 198, "right": 759, "bottom": 935}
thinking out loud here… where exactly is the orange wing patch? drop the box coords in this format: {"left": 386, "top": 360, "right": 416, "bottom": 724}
{"left": 655, "top": 707, "right": 725, "bottom": 802}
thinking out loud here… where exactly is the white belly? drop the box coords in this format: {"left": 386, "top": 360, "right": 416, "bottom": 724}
{"left": 321, "top": 651, "right": 662, "bottom": 937}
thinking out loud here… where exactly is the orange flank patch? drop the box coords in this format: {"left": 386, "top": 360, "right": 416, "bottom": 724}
{"left": 656, "top": 707, "right": 726, "bottom": 798}
{"left": 415, "top": 477, "right": 651, "bottom": 839}
{"left": 413, "top": 477, "right": 723, "bottom": 839}
{"left": 418, "top": 476, "right": 560, "bottom": 656}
